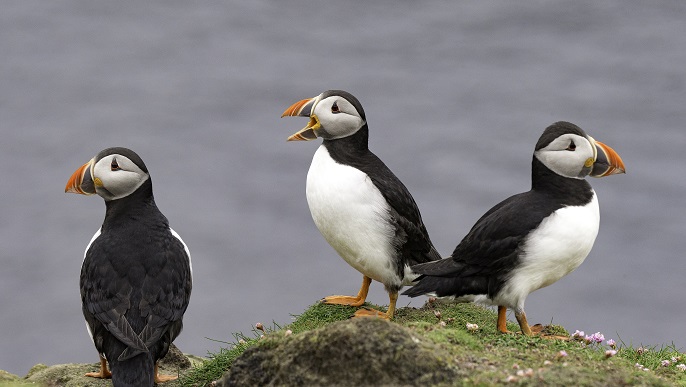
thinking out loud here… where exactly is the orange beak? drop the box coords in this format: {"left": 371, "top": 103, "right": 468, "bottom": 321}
{"left": 591, "top": 140, "right": 626, "bottom": 177}
{"left": 65, "top": 160, "right": 96, "bottom": 195}
{"left": 281, "top": 97, "right": 319, "bottom": 141}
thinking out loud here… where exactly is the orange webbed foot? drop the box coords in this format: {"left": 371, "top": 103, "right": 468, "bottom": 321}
{"left": 85, "top": 356, "right": 111, "bottom": 379}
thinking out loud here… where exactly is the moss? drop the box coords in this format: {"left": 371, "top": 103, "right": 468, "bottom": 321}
{"left": 215, "top": 318, "right": 461, "bottom": 386}
{"left": 24, "top": 364, "right": 48, "bottom": 379}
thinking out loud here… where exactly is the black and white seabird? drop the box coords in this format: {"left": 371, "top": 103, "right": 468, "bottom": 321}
{"left": 403, "top": 122, "right": 625, "bottom": 336}
{"left": 65, "top": 147, "right": 192, "bottom": 386}
{"left": 282, "top": 90, "right": 441, "bottom": 319}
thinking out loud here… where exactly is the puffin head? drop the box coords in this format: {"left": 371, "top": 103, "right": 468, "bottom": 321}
{"left": 65, "top": 147, "right": 150, "bottom": 201}
{"left": 281, "top": 90, "right": 367, "bottom": 141}
{"left": 533, "top": 121, "right": 625, "bottom": 179}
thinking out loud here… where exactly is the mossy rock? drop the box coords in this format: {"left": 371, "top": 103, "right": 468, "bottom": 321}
{"left": 0, "top": 370, "right": 20, "bottom": 381}
{"left": 216, "top": 317, "right": 463, "bottom": 386}
{"left": 22, "top": 344, "right": 200, "bottom": 387}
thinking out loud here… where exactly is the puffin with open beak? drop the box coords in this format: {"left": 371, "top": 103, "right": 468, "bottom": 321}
{"left": 282, "top": 90, "right": 441, "bottom": 319}
{"left": 403, "top": 122, "right": 625, "bottom": 336}
{"left": 66, "top": 147, "right": 192, "bottom": 386}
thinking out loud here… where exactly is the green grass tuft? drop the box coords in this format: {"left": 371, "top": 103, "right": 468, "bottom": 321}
{"left": 178, "top": 300, "right": 686, "bottom": 386}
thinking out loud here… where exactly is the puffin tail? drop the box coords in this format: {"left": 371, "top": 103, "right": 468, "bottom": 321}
{"left": 109, "top": 351, "right": 155, "bottom": 387}
{"left": 403, "top": 275, "right": 461, "bottom": 297}
{"left": 404, "top": 258, "right": 488, "bottom": 298}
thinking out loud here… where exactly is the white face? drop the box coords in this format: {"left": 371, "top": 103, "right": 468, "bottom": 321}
{"left": 534, "top": 133, "right": 596, "bottom": 179}
{"left": 91, "top": 154, "right": 149, "bottom": 201}
{"left": 312, "top": 95, "right": 366, "bottom": 140}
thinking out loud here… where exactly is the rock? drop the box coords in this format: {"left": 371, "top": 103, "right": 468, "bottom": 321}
{"left": 26, "top": 362, "right": 112, "bottom": 387}
{"left": 22, "top": 344, "right": 200, "bottom": 387}
{"left": 215, "top": 318, "right": 461, "bottom": 386}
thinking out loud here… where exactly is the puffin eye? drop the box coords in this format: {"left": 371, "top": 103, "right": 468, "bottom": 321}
{"left": 111, "top": 158, "right": 121, "bottom": 171}
{"left": 566, "top": 140, "right": 576, "bottom": 151}
{"left": 331, "top": 101, "right": 340, "bottom": 113}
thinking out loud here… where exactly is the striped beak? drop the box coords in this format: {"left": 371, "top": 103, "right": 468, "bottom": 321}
{"left": 281, "top": 97, "right": 320, "bottom": 141}
{"left": 590, "top": 140, "right": 626, "bottom": 177}
{"left": 65, "top": 159, "right": 97, "bottom": 195}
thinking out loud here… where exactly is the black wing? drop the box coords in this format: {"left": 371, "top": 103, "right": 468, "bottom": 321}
{"left": 362, "top": 152, "right": 442, "bottom": 270}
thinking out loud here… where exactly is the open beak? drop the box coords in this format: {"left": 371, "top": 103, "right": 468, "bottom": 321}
{"left": 590, "top": 140, "right": 626, "bottom": 177}
{"left": 281, "top": 97, "right": 320, "bottom": 141}
{"left": 65, "top": 159, "right": 97, "bottom": 195}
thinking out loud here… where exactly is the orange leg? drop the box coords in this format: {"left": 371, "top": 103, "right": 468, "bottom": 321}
{"left": 85, "top": 355, "right": 111, "bottom": 379}
{"left": 514, "top": 310, "right": 533, "bottom": 336}
{"left": 497, "top": 306, "right": 513, "bottom": 334}
{"left": 353, "top": 291, "right": 397, "bottom": 320}
{"left": 499, "top": 308, "right": 568, "bottom": 340}
{"left": 154, "top": 362, "right": 178, "bottom": 383}
{"left": 322, "top": 275, "right": 372, "bottom": 307}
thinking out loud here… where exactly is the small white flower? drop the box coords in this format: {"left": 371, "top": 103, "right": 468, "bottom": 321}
{"left": 605, "top": 350, "right": 617, "bottom": 358}
{"left": 438, "top": 321, "right": 447, "bottom": 327}
{"left": 543, "top": 360, "right": 552, "bottom": 366}
{"left": 676, "top": 364, "right": 686, "bottom": 371}
{"left": 284, "top": 329, "right": 293, "bottom": 337}
{"left": 572, "top": 330, "right": 585, "bottom": 339}
{"left": 606, "top": 339, "right": 616, "bottom": 348}
{"left": 661, "top": 360, "right": 670, "bottom": 367}
{"left": 466, "top": 323, "right": 479, "bottom": 331}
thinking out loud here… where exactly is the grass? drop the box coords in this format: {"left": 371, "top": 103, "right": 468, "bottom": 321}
{"left": 178, "top": 300, "right": 686, "bottom": 386}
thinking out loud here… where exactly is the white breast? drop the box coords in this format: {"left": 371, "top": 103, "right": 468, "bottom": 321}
{"left": 494, "top": 192, "right": 600, "bottom": 310}
{"left": 306, "top": 145, "right": 401, "bottom": 288}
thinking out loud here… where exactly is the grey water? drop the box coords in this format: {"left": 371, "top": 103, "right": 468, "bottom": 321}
{"left": 2, "top": 0, "right": 685, "bottom": 376}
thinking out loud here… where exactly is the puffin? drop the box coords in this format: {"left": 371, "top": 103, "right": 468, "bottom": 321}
{"left": 281, "top": 90, "right": 441, "bottom": 319}
{"left": 65, "top": 147, "right": 192, "bottom": 386}
{"left": 403, "top": 122, "right": 625, "bottom": 336}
